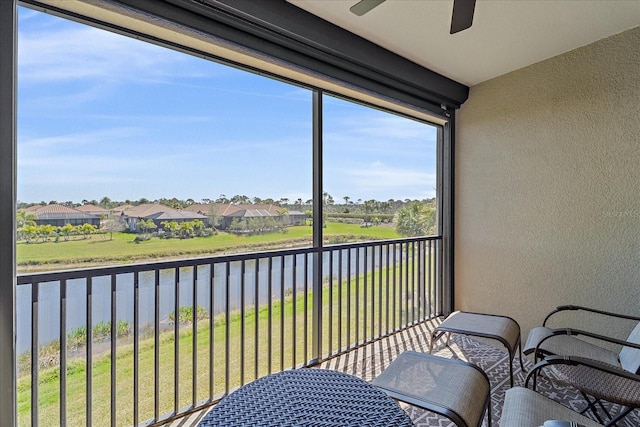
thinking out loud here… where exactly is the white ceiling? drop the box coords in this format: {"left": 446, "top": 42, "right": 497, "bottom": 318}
{"left": 288, "top": 0, "right": 640, "bottom": 86}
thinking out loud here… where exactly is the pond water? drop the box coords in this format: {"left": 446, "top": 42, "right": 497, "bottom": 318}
{"left": 17, "top": 247, "right": 416, "bottom": 354}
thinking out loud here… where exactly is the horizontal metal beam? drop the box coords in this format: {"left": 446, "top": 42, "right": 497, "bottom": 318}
{"left": 188, "top": 0, "right": 469, "bottom": 109}
{"left": 46, "top": 0, "right": 466, "bottom": 113}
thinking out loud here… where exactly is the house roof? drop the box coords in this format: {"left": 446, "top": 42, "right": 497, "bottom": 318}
{"left": 183, "top": 203, "right": 304, "bottom": 219}
{"left": 112, "top": 204, "right": 134, "bottom": 213}
{"left": 22, "top": 204, "right": 100, "bottom": 220}
{"left": 227, "top": 208, "right": 274, "bottom": 218}
{"left": 183, "top": 203, "right": 271, "bottom": 215}
{"left": 145, "top": 210, "right": 207, "bottom": 221}
{"left": 76, "top": 204, "right": 110, "bottom": 215}
{"left": 121, "top": 203, "right": 206, "bottom": 220}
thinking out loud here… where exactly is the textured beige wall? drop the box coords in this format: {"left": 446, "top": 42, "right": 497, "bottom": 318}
{"left": 455, "top": 27, "right": 640, "bottom": 338}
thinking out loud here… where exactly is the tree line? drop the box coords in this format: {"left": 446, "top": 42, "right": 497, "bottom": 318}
{"left": 17, "top": 194, "right": 439, "bottom": 241}
{"left": 17, "top": 193, "right": 435, "bottom": 214}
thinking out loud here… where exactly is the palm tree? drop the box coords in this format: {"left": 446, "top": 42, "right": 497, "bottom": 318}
{"left": 276, "top": 207, "right": 289, "bottom": 227}
{"left": 17, "top": 211, "right": 37, "bottom": 229}
{"left": 21, "top": 224, "right": 38, "bottom": 243}
{"left": 79, "top": 223, "right": 97, "bottom": 239}
{"left": 395, "top": 202, "right": 436, "bottom": 237}
{"left": 192, "top": 220, "right": 205, "bottom": 236}
{"left": 178, "top": 221, "right": 194, "bottom": 238}
{"left": 161, "top": 220, "right": 179, "bottom": 238}
{"left": 100, "top": 197, "right": 112, "bottom": 209}
{"left": 60, "top": 223, "right": 75, "bottom": 241}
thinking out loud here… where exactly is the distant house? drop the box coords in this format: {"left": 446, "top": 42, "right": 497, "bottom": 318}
{"left": 23, "top": 204, "right": 101, "bottom": 228}
{"left": 183, "top": 203, "right": 306, "bottom": 230}
{"left": 75, "top": 204, "right": 110, "bottom": 218}
{"left": 120, "top": 203, "right": 207, "bottom": 232}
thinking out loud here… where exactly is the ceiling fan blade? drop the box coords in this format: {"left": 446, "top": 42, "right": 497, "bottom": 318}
{"left": 450, "top": 0, "right": 476, "bottom": 34}
{"left": 350, "top": 0, "right": 386, "bottom": 16}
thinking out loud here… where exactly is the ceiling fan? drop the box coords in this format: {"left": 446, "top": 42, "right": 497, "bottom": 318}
{"left": 350, "top": 0, "right": 476, "bottom": 34}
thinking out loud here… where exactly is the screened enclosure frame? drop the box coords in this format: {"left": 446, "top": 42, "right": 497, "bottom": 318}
{"left": 0, "top": 0, "right": 459, "bottom": 424}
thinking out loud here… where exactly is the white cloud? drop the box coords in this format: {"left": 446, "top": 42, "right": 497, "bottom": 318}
{"left": 19, "top": 127, "right": 145, "bottom": 149}
{"left": 337, "top": 162, "right": 437, "bottom": 199}
{"left": 18, "top": 19, "right": 204, "bottom": 84}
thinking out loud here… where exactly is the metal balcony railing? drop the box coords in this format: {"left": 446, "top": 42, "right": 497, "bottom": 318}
{"left": 17, "top": 236, "right": 443, "bottom": 426}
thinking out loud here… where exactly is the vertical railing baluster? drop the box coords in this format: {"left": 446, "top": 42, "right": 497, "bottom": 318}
{"left": 411, "top": 241, "right": 416, "bottom": 324}
{"left": 292, "top": 255, "right": 297, "bottom": 367}
{"left": 328, "top": 250, "right": 333, "bottom": 355}
{"left": 437, "top": 238, "right": 442, "bottom": 314}
{"left": 133, "top": 271, "right": 139, "bottom": 426}
{"left": 371, "top": 246, "right": 376, "bottom": 339}
{"left": 405, "top": 243, "right": 410, "bottom": 326}
{"left": 280, "top": 256, "right": 285, "bottom": 371}
{"left": 346, "top": 249, "right": 351, "bottom": 348}
{"left": 86, "top": 277, "right": 92, "bottom": 427}
{"left": 60, "top": 279, "right": 67, "bottom": 426}
{"left": 174, "top": 268, "right": 180, "bottom": 414}
{"left": 420, "top": 240, "right": 429, "bottom": 320}
{"left": 385, "top": 244, "right": 390, "bottom": 334}
{"left": 378, "top": 245, "right": 383, "bottom": 338}
{"left": 31, "top": 282, "right": 39, "bottom": 427}
{"left": 254, "top": 259, "right": 259, "bottom": 380}
{"left": 398, "top": 243, "right": 403, "bottom": 328}
{"left": 267, "top": 257, "right": 273, "bottom": 374}
{"left": 224, "top": 262, "right": 230, "bottom": 395}
{"left": 192, "top": 265, "right": 198, "bottom": 408}
{"left": 363, "top": 246, "right": 367, "bottom": 342}
{"left": 109, "top": 275, "right": 116, "bottom": 427}
{"left": 355, "top": 248, "right": 360, "bottom": 345}
{"left": 303, "top": 254, "right": 309, "bottom": 364}
{"left": 425, "top": 240, "right": 429, "bottom": 317}
{"left": 240, "top": 260, "right": 245, "bottom": 384}
{"left": 267, "top": 256, "right": 273, "bottom": 375}
{"left": 337, "top": 249, "right": 343, "bottom": 351}
{"left": 154, "top": 269, "right": 160, "bottom": 421}
{"left": 429, "top": 240, "right": 434, "bottom": 317}
{"left": 208, "top": 264, "right": 215, "bottom": 399}
{"left": 418, "top": 240, "right": 422, "bottom": 321}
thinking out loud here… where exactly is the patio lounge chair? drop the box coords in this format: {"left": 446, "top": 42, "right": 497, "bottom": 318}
{"left": 501, "top": 386, "right": 603, "bottom": 426}
{"left": 523, "top": 305, "right": 640, "bottom": 425}
{"left": 523, "top": 305, "right": 640, "bottom": 369}
{"left": 524, "top": 355, "right": 640, "bottom": 426}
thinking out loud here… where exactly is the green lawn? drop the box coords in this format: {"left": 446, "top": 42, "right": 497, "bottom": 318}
{"left": 17, "top": 222, "right": 401, "bottom": 271}
{"left": 16, "top": 221, "right": 415, "bottom": 425}
{"left": 17, "top": 259, "right": 434, "bottom": 426}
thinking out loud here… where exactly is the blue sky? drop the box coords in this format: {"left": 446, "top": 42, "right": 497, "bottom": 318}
{"left": 17, "top": 6, "right": 438, "bottom": 205}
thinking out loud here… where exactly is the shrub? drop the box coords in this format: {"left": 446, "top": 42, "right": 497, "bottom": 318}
{"left": 168, "top": 305, "right": 209, "bottom": 324}
{"left": 93, "top": 321, "right": 111, "bottom": 340}
{"left": 67, "top": 326, "right": 87, "bottom": 348}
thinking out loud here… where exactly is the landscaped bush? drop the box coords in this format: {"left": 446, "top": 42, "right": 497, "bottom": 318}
{"left": 92, "top": 320, "right": 131, "bottom": 341}
{"left": 168, "top": 305, "right": 209, "bottom": 324}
